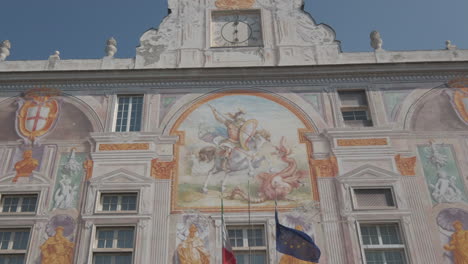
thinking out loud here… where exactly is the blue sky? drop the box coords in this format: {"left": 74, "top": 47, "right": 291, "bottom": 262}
{"left": 1, "top": 0, "right": 467, "bottom": 60}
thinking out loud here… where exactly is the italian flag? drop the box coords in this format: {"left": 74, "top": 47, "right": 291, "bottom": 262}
{"left": 222, "top": 196, "right": 237, "bottom": 264}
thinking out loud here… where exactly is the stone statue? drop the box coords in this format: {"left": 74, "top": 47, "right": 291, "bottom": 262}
{"left": 40, "top": 226, "right": 75, "bottom": 264}
{"left": 49, "top": 51, "right": 60, "bottom": 60}
{"left": 446, "top": 40, "right": 457, "bottom": 50}
{"left": 176, "top": 224, "right": 210, "bottom": 264}
{"left": 279, "top": 225, "right": 317, "bottom": 264}
{"left": 370, "top": 31, "right": 383, "bottom": 50}
{"left": 13, "top": 150, "right": 39, "bottom": 182}
{"left": 443, "top": 220, "right": 468, "bottom": 264}
{"left": 105, "top": 37, "right": 117, "bottom": 57}
{"left": 0, "top": 40, "right": 11, "bottom": 61}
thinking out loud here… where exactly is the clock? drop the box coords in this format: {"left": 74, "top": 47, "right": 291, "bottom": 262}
{"left": 211, "top": 11, "right": 263, "bottom": 47}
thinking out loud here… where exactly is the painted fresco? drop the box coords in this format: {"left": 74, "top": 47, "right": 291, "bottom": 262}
{"left": 298, "top": 93, "right": 323, "bottom": 117}
{"left": 418, "top": 142, "right": 467, "bottom": 204}
{"left": 173, "top": 94, "right": 313, "bottom": 210}
{"left": 51, "top": 150, "right": 87, "bottom": 210}
{"left": 40, "top": 214, "right": 76, "bottom": 264}
{"left": 174, "top": 213, "right": 214, "bottom": 264}
{"left": 437, "top": 208, "right": 468, "bottom": 264}
{"left": 382, "top": 90, "right": 411, "bottom": 121}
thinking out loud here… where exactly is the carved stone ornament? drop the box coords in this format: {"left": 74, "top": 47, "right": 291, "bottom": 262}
{"left": 310, "top": 156, "right": 338, "bottom": 178}
{"left": 215, "top": 0, "right": 255, "bottom": 9}
{"left": 395, "top": 154, "right": 417, "bottom": 176}
{"left": 337, "top": 138, "right": 388, "bottom": 147}
{"left": 0, "top": 40, "right": 11, "bottom": 61}
{"left": 16, "top": 87, "right": 61, "bottom": 145}
{"left": 370, "top": 31, "right": 383, "bottom": 50}
{"left": 98, "top": 143, "right": 150, "bottom": 151}
{"left": 83, "top": 160, "right": 94, "bottom": 180}
{"left": 105, "top": 37, "right": 117, "bottom": 57}
{"left": 151, "top": 159, "right": 176, "bottom": 179}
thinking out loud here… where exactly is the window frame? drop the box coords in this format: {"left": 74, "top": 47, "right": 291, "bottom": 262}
{"left": 0, "top": 193, "right": 39, "bottom": 215}
{"left": 351, "top": 187, "right": 397, "bottom": 211}
{"left": 226, "top": 224, "right": 268, "bottom": 264}
{"left": 96, "top": 192, "right": 139, "bottom": 214}
{"left": 357, "top": 221, "right": 409, "bottom": 264}
{"left": 337, "top": 89, "right": 373, "bottom": 127}
{"left": 113, "top": 94, "right": 144, "bottom": 132}
{"left": 0, "top": 228, "right": 32, "bottom": 262}
{"left": 92, "top": 226, "right": 136, "bottom": 264}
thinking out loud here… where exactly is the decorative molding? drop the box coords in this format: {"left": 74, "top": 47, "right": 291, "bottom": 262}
{"left": 0, "top": 68, "right": 466, "bottom": 92}
{"left": 215, "top": 0, "right": 254, "bottom": 9}
{"left": 337, "top": 138, "right": 388, "bottom": 147}
{"left": 98, "top": 143, "right": 150, "bottom": 151}
{"left": 151, "top": 159, "right": 175, "bottom": 180}
{"left": 309, "top": 156, "right": 338, "bottom": 178}
{"left": 395, "top": 154, "right": 417, "bottom": 176}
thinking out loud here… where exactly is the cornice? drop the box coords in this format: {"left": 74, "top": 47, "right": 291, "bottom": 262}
{"left": 0, "top": 62, "right": 466, "bottom": 92}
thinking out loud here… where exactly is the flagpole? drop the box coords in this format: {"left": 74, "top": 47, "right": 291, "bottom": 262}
{"left": 247, "top": 179, "right": 252, "bottom": 264}
{"left": 221, "top": 191, "right": 224, "bottom": 264}
{"left": 274, "top": 188, "right": 278, "bottom": 263}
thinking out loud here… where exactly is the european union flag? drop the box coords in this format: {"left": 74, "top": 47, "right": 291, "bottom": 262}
{"left": 276, "top": 211, "right": 321, "bottom": 262}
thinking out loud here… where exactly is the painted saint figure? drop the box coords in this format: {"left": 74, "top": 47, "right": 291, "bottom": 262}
{"left": 40, "top": 226, "right": 75, "bottom": 264}
{"left": 444, "top": 221, "right": 468, "bottom": 264}
{"left": 13, "top": 150, "right": 39, "bottom": 182}
{"left": 177, "top": 224, "right": 210, "bottom": 264}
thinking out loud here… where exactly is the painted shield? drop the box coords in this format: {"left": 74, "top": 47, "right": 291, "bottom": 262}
{"left": 239, "top": 119, "right": 258, "bottom": 150}
{"left": 17, "top": 98, "right": 59, "bottom": 142}
{"left": 448, "top": 78, "right": 468, "bottom": 125}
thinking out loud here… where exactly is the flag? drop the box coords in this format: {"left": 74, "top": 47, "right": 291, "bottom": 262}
{"left": 222, "top": 225, "right": 237, "bottom": 264}
{"left": 276, "top": 211, "right": 321, "bottom": 263}
{"left": 221, "top": 196, "right": 237, "bottom": 264}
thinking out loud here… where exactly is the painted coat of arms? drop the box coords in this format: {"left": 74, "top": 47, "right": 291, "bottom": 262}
{"left": 447, "top": 77, "right": 468, "bottom": 125}
{"left": 15, "top": 88, "right": 61, "bottom": 144}
{"left": 172, "top": 94, "right": 315, "bottom": 211}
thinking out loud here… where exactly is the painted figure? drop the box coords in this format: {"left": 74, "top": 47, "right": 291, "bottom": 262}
{"left": 279, "top": 225, "right": 317, "bottom": 264}
{"left": 230, "top": 137, "right": 306, "bottom": 202}
{"left": 53, "top": 149, "right": 81, "bottom": 209}
{"left": 444, "top": 221, "right": 468, "bottom": 264}
{"left": 53, "top": 174, "right": 78, "bottom": 209}
{"left": 199, "top": 105, "right": 270, "bottom": 193}
{"left": 431, "top": 170, "right": 464, "bottom": 203}
{"left": 13, "top": 150, "right": 39, "bottom": 182}
{"left": 177, "top": 224, "right": 210, "bottom": 264}
{"left": 40, "top": 226, "right": 75, "bottom": 264}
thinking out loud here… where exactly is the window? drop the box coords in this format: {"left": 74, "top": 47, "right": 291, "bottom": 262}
{"left": 114, "top": 95, "right": 143, "bottom": 132}
{"left": 228, "top": 226, "right": 267, "bottom": 264}
{"left": 0, "top": 229, "right": 31, "bottom": 263}
{"left": 98, "top": 193, "right": 138, "bottom": 213}
{"left": 359, "top": 223, "right": 407, "bottom": 264}
{"left": 353, "top": 188, "right": 396, "bottom": 209}
{"left": 0, "top": 194, "right": 38, "bottom": 214}
{"left": 338, "top": 90, "right": 373, "bottom": 127}
{"left": 93, "top": 227, "right": 135, "bottom": 264}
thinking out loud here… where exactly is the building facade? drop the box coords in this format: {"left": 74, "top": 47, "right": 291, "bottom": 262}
{"left": 0, "top": 0, "right": 468, "bottom": 263}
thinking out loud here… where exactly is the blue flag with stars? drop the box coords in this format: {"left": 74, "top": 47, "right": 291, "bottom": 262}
{"left": 276, "top": 211, "right": 321, "bottom": 262}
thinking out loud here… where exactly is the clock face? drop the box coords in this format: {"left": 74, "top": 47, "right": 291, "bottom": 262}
{"left": 211, "top": 11, "right": 263, "bottom": 47}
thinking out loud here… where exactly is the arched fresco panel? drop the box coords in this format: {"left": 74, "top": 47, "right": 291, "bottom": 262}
{"left": 170, "top": 93, "right": 316, "bottom": 211}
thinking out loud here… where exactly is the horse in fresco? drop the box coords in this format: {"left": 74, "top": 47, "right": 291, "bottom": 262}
{"left": 197, "top": 105, "right": 271, "bottom": 193}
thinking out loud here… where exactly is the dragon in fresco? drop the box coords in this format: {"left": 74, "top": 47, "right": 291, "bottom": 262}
{"left": 230, "top": 137, "right": 307, "bottom": 203}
